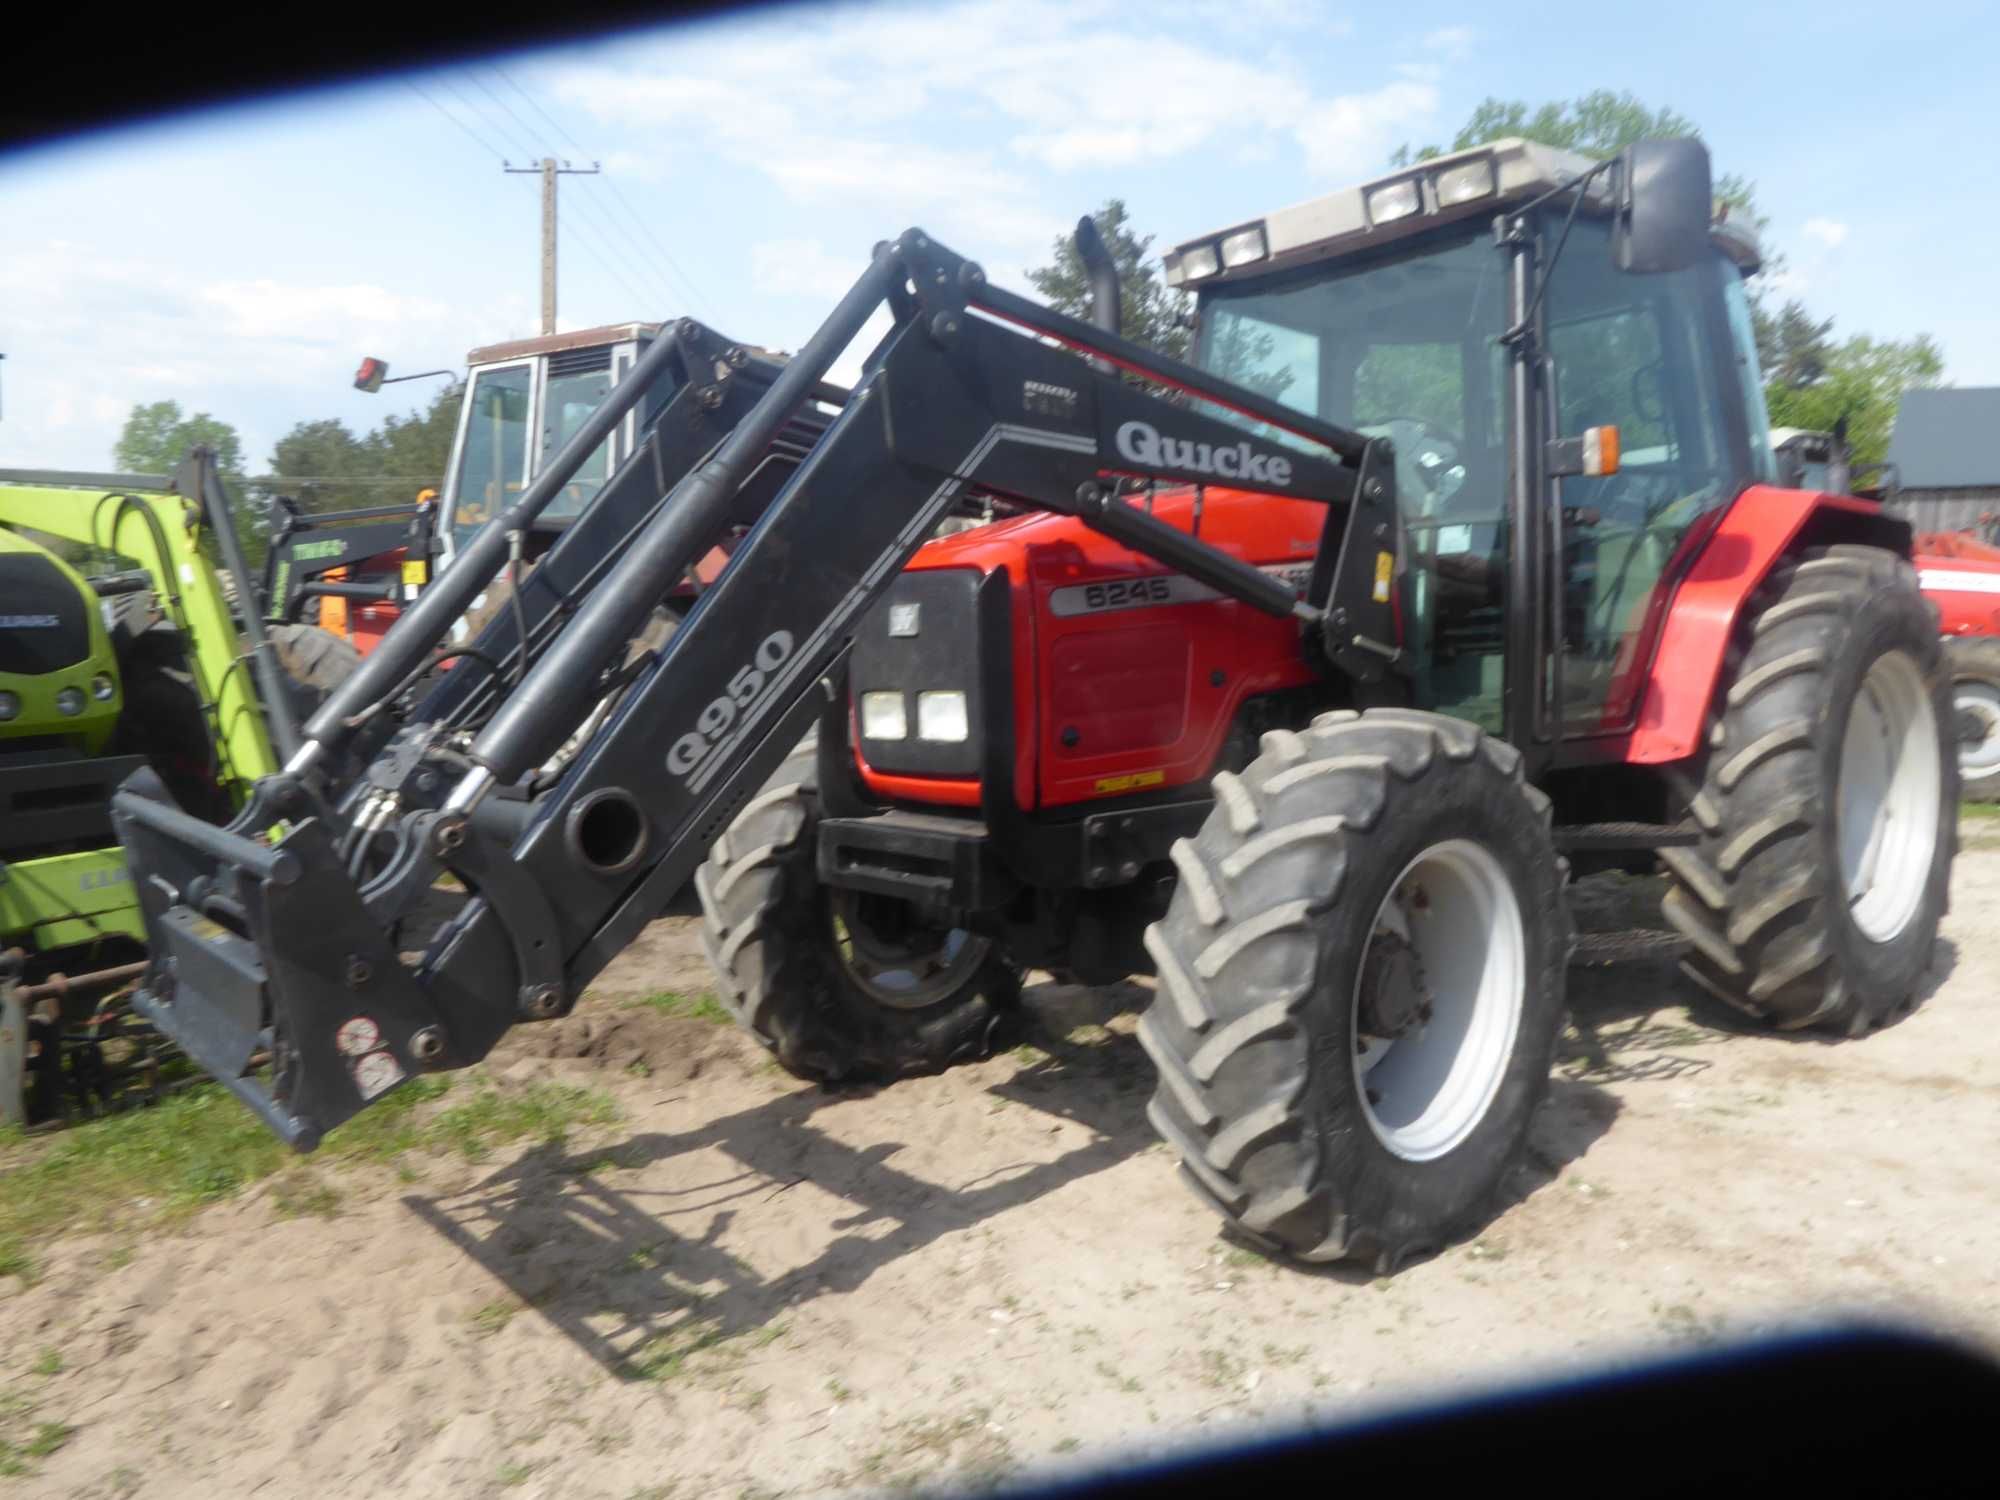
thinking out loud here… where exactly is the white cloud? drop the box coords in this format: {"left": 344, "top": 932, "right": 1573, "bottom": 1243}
{"left": 1422, "top": 25, "right": 1475, "bottom": 57}
{"left": 1295, "top": 80, "right": 1439, "bottom": 178}
{"left": 1803, "top": 217, "right": 1849, "bottom": 249}
{"left": 0, "top": 238, "right": 518, "bottom": 471}
{"left": 552, "top": 0, "right": 1440, "bottom": 268}
{"left": 751, "top": 238, "right": 864, "bottom": 302}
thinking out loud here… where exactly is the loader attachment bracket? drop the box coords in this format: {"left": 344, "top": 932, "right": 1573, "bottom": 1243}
{"left": 114, "top": 770, "right": 447, "bottom": 1148}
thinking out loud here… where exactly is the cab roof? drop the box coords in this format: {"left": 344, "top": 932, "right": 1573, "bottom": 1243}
{"left": 1164, "top": 136, "right": 1762, "bottom": 292}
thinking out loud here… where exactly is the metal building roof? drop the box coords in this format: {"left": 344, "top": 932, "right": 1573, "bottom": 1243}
{"left": 1886, "top": 388, "right": 2000, "bottom": 489}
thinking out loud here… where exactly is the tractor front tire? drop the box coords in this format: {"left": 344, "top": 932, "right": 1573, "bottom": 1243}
{"left": 696, "top": 735, "right": 1020, "bottom": 1083}
{"left": 269, "top": 621, "right": 361, "bottom": 723}
{"left": 1661, "top": 545, "right": 1954, "bottom": 1034}
{"left": 1139, "top": 709, "right": 1570, "bottom": 1272}
{"left": 1945, "top": 636, "right": 2000, "bottom": 803}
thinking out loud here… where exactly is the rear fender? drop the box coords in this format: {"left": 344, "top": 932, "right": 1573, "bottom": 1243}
{"left": 1628, "top": 487, "right": 1911, "bottom": 765}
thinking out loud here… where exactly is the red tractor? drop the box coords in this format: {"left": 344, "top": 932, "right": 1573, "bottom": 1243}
{"left": 115, "top": 136, "right": 1954, "bottom": 1274}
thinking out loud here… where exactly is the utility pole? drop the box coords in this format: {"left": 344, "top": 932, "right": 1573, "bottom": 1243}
{"left": 503, "top": 157, "right": 599, "bottom": 335}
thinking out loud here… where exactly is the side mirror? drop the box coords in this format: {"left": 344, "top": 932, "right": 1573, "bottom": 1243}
{"left": 1611, "top": 138, "right": 1712, "bottom": 275}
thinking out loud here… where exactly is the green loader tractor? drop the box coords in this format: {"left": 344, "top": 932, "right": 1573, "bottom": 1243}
{"left": 1, "top": 453, "right": 340, "bottom": 1126}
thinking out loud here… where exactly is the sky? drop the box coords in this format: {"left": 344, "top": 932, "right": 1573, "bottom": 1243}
{"left": 2, "top": 0, "right": 1995, "bottom": 474}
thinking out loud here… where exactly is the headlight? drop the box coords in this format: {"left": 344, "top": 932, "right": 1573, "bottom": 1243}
{"left": 916, "top": 690, "right": 969, "bottom": 743}
{"left": 1179, "top": 242, "right": 1221, "bottom": 282}
{"left": 1218, "top": 225, "right": 1268, "bottom": 268}
{"left": 0, "top": 691, "right": 18, "bottom": 722}
{"left": 56, "top": 687, "right": 87, "bottom": 716}
{"left": 1365, "top": 178, "right": 1423, "bottom": 226}
{"left": 91, "top": 672, "right": 117, "bottom": 702}
{"left": 1434, "top": 157, "right": 1496, "bottom": 207}
{"left": 860, "top": 690, "right": 908, "bottom": 740}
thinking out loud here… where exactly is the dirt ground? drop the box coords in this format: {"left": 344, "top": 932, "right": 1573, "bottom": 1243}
{"left": 8, "top": 834, "right": 2000, "bottom": 1500}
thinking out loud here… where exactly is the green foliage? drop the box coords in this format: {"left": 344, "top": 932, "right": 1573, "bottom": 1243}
{"left": 1765, "top": 332, "right": 1946, "bottom": 468}
{"left": 1027, "top": 199, "right": 1192, "bottom": 360}
{"left": 263, "top": 384, "right": 462, "bottom": 514}
{"left": 1759, "top": 300, "right": 1836, "bottom": 391}
{"left": 114, "top": 399, "right": 247, "bottom": 480}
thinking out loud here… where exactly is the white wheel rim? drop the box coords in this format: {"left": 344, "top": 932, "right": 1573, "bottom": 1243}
{"left": 829, "top": 893, "right": 991, "bottom": 1012}
{"left": 1837, "top": 650, "right": 1942, "bottom": 942}
{"left": 1953, "top": 678, "right": 2000, "bottom": 783}
{"left": 1353, "top": 839, "right": 1526, "bottom": 1162}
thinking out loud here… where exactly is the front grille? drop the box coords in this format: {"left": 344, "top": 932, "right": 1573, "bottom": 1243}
{"left": 0, "top": 553, "right": 91, "bottom": 675}
{"left": 850, "top": 569, "right": 984, "bottom": 778}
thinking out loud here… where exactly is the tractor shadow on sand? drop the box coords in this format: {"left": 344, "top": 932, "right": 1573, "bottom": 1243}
{"left": 401, "top": 969, "right": 1627, "bottom": 1371}
{"left": 400, "top": 980, "right": 1161, "bottom": 1381}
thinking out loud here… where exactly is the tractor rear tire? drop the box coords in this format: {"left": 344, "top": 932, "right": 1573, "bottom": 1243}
{"left": 107, "top": 632, "right": 233, "bottom": 825}
{"left": 1138, "top": 709, "right": 1570, "bottom": 1272}
{"left": 1660, "top": 545, "right": 1954, "bottom": 1034}
{"left": 1945, "top": 636, "right": 2000, "bottom": 803}
{"left": 696, "top": 734, "right": 1020, "bottom": 1083}
{"left": 269, "top": 621, "right": 361, "bottom": 723}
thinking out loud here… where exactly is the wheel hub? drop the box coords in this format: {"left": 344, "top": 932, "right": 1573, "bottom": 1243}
{"left": 1356, "top": 930, "right": 1433, "bottom": 1041}
{"left": 829, "top": 888, "right": 992, "bottom": 1011}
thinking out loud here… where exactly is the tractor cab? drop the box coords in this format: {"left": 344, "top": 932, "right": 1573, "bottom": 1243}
{"left": 1166, "top": 137, "right": 1774, "bottom": 749}
{"left": 440, "top": 322, "right": 677, "bottom": 576}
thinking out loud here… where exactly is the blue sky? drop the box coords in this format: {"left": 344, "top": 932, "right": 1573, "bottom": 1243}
{"left": 2, "top": 0, "right": 1994, "bottom": 472}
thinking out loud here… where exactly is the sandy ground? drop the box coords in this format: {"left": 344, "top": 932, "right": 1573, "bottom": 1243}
{"left": 7, "top": 835, "right": 2000, "bottom": 1500}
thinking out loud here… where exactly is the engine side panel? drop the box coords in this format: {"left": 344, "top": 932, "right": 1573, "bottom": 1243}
{"left": 857, "top": 486, "right": 1326, "bottom": 809}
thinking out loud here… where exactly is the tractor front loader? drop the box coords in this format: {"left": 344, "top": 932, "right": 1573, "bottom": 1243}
{"left": 111, "top": 136, "right": 1954, "bottom": 1271}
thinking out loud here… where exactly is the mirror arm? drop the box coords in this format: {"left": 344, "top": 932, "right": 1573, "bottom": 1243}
{"left": 1499, "top": 158, "right": 1615, "bottom": 348}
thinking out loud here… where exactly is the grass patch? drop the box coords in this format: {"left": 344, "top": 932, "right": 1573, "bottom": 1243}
{"left": 627, "top": 990, "right": 732, "bottom": 1025}
{"left": 625, "top": 1316, "right": 729, "bottom": 1382}
{"left": 29, "top": 1349, "right": 61, "bottom": 1378}
{"left": 498, "top": 1459, "right": 537, "bottom": 1486}
{"left": 0, "top": 1072, "right": 617, "bottom": 1260}
{"left": 471, "top": 1300, "right": 520, "bottom": 1337}
{"left": 1958, "top": 800, "right": 2000, "bottom": 820}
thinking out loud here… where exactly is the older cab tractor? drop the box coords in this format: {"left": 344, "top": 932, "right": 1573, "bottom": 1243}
{"left": 114, "top": 137, "right": 1952, "bottom": 1272}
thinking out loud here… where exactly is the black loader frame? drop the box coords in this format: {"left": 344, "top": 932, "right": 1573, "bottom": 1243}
{"left": 260, "top": 493, "right": 440, "bottom": 626}
{"left": 112, "top": 230, "right": 1403, "bottom": 1149}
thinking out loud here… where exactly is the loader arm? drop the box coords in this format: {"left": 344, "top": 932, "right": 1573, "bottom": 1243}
{"left": 111, "top": 230, "right": 1399, "bottom": 1149}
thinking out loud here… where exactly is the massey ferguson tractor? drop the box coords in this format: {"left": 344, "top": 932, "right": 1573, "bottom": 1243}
{"left": 107, "top": 136, "right": 1954, "bottom": 1273}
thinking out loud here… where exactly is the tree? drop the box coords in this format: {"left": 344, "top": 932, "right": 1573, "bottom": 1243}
{"left": 1391, "top": 90, "right": 1764, "bottom": 230}
{"left": 1027, "top": 199, "right": 1192, "bottom": 360}
{"left": 263, "top": 384, "right": 463, "bottom": 514}
{"left": 1765, "top": 333, "right": 1945, "bottom": 469}
{"left": 363, "top": 385, "right": 461, "bottom": 493}
{"left": 1759, "top": 300, "right": 1837, "bottom": 391}
{"left": 114, "top": 399, "right": 246, "bottom": 479}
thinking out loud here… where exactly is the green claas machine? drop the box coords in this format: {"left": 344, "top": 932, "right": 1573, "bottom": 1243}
{"left": 0, "top": 451, "right": 329, "bottom": 1125}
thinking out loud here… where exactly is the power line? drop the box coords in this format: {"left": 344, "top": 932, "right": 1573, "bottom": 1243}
{"left": 552, "top": 197, "right": 666, "bottom": 315}
{"left": 486, "top": 63, "right": 593, "bottom": 157}
{"left": 460, "top": 69, "right": 552, "bottom": 163}
{"left": 562, "top": 185, "right": 683, "bottom": 309}
{"left": 404, "top": 79, "right": 506, "bottom": 162}
{"left": 584, "top": 176, "right": 712, "bottom": 316}
{"left": 434, "top": 73, "right": 539, "bottom": 162}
